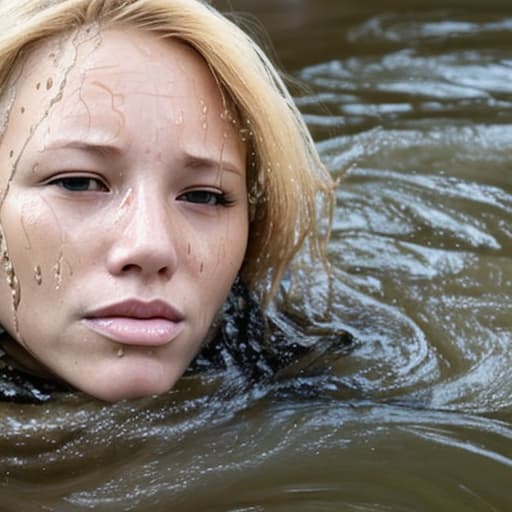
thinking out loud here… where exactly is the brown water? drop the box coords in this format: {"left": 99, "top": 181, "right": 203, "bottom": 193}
{"left": 1, "top": 1, "right": 511, "bottom": 510}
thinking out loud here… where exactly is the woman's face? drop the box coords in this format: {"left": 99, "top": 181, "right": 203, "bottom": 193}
{"left": 0, "top": 28, "right": 248, "bottom": 401}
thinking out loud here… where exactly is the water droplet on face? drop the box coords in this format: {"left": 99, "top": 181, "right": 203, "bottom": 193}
{"left": 175, "top": 111, "right": 184, "bottom": 125}
{"left": 119, "top": 187, "right": 133, "bottom": 209}
{"left": 0, "top": 226, "right": 21, "bottom": 314}
{"left": 34, "top": 265, "right": 42, "bottom": 285}
{"left": 117, "top": 347, "right": 124, "bottom": 358}
{"left": 199, "top": 99, "right": 209, "bottom": 130}
{"left": 36, "top": 82, "right": 41, "bottom": 90}
{"left": 46, "top": 77, "right": 53, "bottom": 90}
{"left": 239, "top": 128, "right": 249, "bottom": 143}
{"left": 20, "top": 106, "right": 25, "bottom": 114}
{"left": 53, "top": 255, "right": 63, "bottom": 290}
{"left": 9, "top": 150, "right": 13, "bottom": 158}
{"left": 200, "top": 262, "right": 204, "bottom": 273}
{"left": 115, "top": 187, "right": 134, "bottom": 223}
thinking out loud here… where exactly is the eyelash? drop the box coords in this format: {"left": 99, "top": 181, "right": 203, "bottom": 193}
{"left": 48, "top": 176, "right": 109, "bottom": 192}
{"left": 177, "top": 190, "right": 235, "bottom": 207}
{"left": 48, "top": 176, "right": 235, "bottom": 207}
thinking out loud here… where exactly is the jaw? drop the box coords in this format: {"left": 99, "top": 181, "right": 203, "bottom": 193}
{"left": 0, "top": 330, "right": 59, "bottom": 381}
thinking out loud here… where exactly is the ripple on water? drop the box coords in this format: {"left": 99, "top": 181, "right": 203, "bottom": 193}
{"left": 316, "top": 119, "right": 512, "bottom": 414}
{"left": 1, "top": 5, "right": 512, "bottom": 511}
{"left": 297, "top": 12, "right": 512, "bottom": 135}
{"left": 65, "top": 402, "right": 512, "bottom": 511}
{"left": 346, "top": 12, "right": 512, "bottom": 45}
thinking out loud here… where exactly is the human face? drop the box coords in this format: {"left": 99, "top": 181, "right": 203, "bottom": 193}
{"left": 0, "top": 28, "right": 248, "bottom": 401}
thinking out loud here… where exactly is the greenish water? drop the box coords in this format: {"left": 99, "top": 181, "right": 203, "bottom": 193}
{"left": 1, "top": 1, "right": 511, "bottom": 510}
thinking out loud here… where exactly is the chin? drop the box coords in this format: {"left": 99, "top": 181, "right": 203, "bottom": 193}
{"left": 89, "top": 378, "right": 175, "bottom": 402}
{"left": 73, "top": 361, "right": 180, "bottom": 402}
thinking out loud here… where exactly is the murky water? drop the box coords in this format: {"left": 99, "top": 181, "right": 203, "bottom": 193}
{"left": 1, "top": 1, "right": 511, "bottom": 510}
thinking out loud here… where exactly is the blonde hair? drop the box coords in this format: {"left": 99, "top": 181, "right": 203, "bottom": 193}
{"left": 0, "top": 0, "right": 333, "bottom": 305}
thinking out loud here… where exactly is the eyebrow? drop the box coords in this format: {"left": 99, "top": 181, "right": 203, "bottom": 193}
{"left": 43, "top": 140, "right": 244, "bottom": 176}
{"left": 44, "top": 140, "right": 123, "bottom": 158}
{"left": 183, "top": 154, "right": 244, "bottom": 177}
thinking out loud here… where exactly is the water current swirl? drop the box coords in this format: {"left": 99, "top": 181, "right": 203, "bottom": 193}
{"left": 1, "top": 2, "right": 511, "bottom": 510}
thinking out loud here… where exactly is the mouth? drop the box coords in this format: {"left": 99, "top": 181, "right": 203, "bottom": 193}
{"left": 83, "top": 299, "right": 185, "bottom": 346}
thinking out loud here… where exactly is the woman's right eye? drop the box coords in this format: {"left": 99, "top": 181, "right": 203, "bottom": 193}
{"left": 49, "top": 176, "right": 109, "bottom": 192}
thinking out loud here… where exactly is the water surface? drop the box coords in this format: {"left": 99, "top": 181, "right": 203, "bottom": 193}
{"left": 1, "top": 0, "right": 511, "bottom": 510}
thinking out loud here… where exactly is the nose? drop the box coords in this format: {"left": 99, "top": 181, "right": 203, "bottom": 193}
{"left": 106, "top": 188, "right": 178, "bottom": 280}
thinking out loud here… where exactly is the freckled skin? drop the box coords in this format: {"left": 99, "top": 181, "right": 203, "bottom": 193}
{"left": 0, "top": 28, "right": 248, "bottom": 401}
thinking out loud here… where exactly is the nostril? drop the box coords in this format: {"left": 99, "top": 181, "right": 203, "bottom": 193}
{"left": 107, "top": 234, "right": 178, "bottom": 279}
{"left": 121, "top": 263, "right": 141, "bottom": 273}
{"left": 118, "top": 263, "right": 171, "bottom": 279}
{"left": 158, "top": 266, "right": 170, "bottom": 277}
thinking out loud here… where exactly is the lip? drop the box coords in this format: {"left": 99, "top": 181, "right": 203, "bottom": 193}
{"left": 83, "top": 299, "right": 185, "bottom": 346}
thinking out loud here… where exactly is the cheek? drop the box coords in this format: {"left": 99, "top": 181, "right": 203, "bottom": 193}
{"left": 0, "top": 196, "right": 72, "bottom": 299}
{"left": 191, "top": 212, "right": 248, "bottom": 280}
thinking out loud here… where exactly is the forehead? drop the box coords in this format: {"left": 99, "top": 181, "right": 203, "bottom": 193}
{"left": 3, "top": 26, "right": 242, "bottom": 157}
{"left": 19, "top": 26, "right": 224, "bottom": 101}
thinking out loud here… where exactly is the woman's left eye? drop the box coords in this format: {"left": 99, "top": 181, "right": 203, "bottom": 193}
{"left": 49, "top": 176, "right": 108, "bottom": 192}
{"left": 178, "top": 190, "right": 232, "bottom": 206}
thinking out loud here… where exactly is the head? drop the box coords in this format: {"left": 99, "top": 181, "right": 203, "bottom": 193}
{"left": 0, "top": 0, "right": 333, "bottom": 401}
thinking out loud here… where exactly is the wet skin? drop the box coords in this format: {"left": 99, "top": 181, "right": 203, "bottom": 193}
{"left": 0, "top": 28, "right": 248, "bottom": 401}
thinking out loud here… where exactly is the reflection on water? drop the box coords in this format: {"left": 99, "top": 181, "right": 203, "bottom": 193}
{"left": 1, "top": 1, "right": 511, "bottom": 510}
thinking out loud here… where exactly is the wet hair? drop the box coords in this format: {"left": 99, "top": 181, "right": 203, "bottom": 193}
{"left": 0, "top": 0, "right": 334, "bottom": 305}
